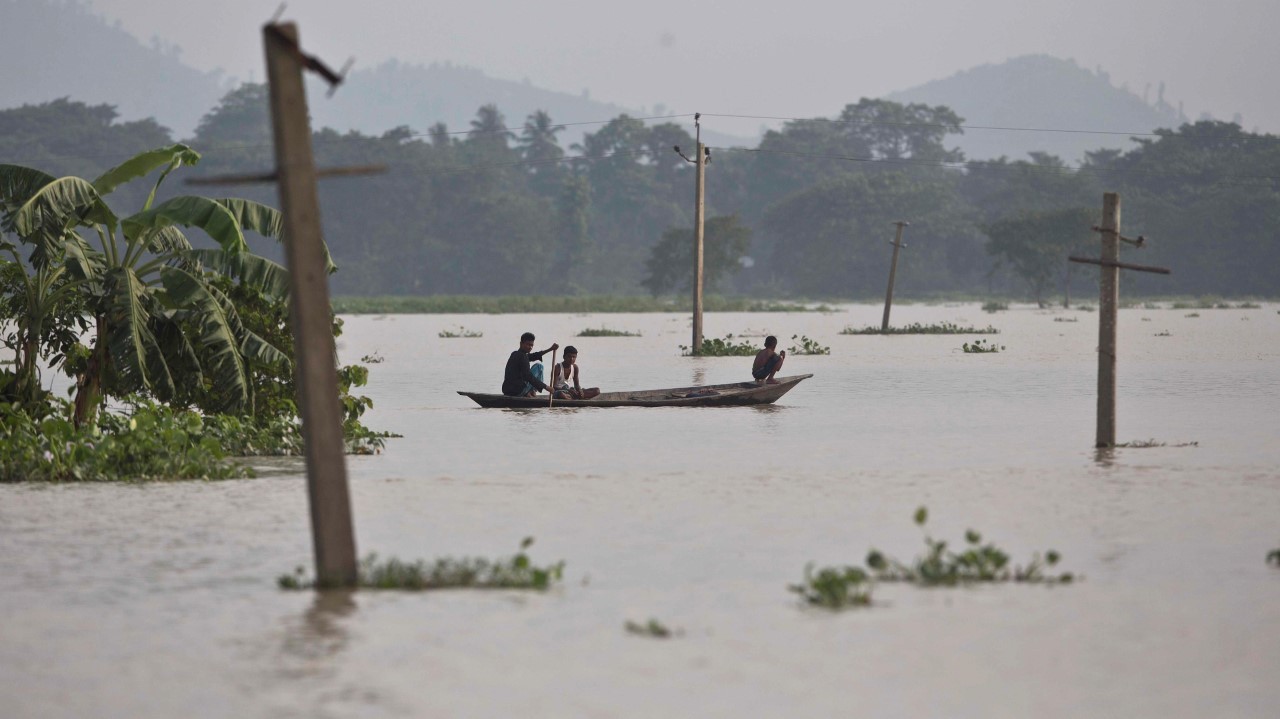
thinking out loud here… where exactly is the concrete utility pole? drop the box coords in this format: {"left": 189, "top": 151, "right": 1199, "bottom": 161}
{"left": 880, "top": 221, "right": 909, "bottom": 332}
{"left": 264, "top": 22, "right": 358, "bottom": 587}
{"left": 1095, "top": 193, "right": 1120, "bottom": 448}
{"left": 1068, "top": 192, "right": 1169, "bottom": 449}
{"left": 692, "top": 118, "right": 707, "bottom": 354}
{"left": 674, "top": 115, "right": 708, "bottom": 354}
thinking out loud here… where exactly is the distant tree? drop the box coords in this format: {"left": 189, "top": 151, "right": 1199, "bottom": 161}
{"left": 642, "top": 215, "right": 751, "bottom": 296}
{"left": 556, "top": 174, "right": 593, "bottom": 284}
{"left": 428, "top": 122, "right": 451, "bottom": 149}
{"left": 984, "top": 207, "right": 1094, "bottom": 306}
{"left": 190, "top": 84, "right": 271, "bottom": 148}
{"left": 518, "top": 110, "right": 565, "bottom": 173}
{"left": 467, "top": 104, "right": 515, "bottom": 153}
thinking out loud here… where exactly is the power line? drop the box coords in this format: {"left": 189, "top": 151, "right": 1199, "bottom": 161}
{"left": 715, "top": 146, "right": 1280, "bottom": 185}
{"left": 701, "top": 112, "right": 1280, "bottom": 144}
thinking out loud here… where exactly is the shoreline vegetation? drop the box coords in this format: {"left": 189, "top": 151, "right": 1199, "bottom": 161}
{"left": 331, "top": 295, "right": 1274, "bottom": 315}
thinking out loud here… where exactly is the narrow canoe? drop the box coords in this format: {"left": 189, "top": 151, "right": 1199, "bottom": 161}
{"left": 458, "top": 374, "right": 813, "bottom": 408}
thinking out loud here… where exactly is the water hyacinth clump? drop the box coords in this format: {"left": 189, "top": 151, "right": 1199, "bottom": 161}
{"left": 438, "top": 326, "right": 484, "bottom": 338}
{"left": 278, "top": 537, "right": 564, "bottom": 591}
{"left": 864, "top": 507, "right": 1075, "bottom": 586}
{"left": 789, "top": 564, "right": 874, "bottom": 609}
{"left": 962, "top": 339, "right": 1004, "bottom": 353}
{"left": 840, "top": 322, "right": 1000, "bottom": 335}
{"left": 787, "top": 334, "right": 831, "bottom": 355}
{"left": 624, "top": 619, "right": 679, "bottom": 638}
{"left": 578, "top": 326, "right": 641, "bottom": 337}
{"left": 679, "top": 334, "right": 757, "bottom": 357}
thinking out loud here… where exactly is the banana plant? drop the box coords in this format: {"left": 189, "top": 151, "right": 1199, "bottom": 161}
{"left": 1, "top": 145, "right": 300, "bottom": 426}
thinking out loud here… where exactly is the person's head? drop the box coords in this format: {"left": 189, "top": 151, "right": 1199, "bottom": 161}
{"left": 764, "top": 335, "right": 777, "bottom": 349}
{"left": 563, "top": 346, "right": 578, "bottom": 365}
{"left": 520, "top": 332, "right": 535, "bottom": 351}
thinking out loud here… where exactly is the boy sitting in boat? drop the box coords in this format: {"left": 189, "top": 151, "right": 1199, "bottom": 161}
{"left": 552, "top": 346, "right": 601, "bottom": 400}
{"left": 503, "top": 332, "right": 558, "bottom": 397}
{"left": 752, "top": 335, "right": 786, "bottom": 384}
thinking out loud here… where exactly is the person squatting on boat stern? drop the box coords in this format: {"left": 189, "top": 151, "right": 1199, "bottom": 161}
{"left": 752, "top": 335, "right": 786, "bottom": 384}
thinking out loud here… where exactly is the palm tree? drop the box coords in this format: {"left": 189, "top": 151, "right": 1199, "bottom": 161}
{"left": 1, "top": 145, "right": 296, "bottom": 425}
{"left": 518, "top": 110, "right": 565, "bottom": 173}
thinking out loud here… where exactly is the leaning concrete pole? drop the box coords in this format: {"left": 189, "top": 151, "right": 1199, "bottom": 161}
{"left": 1096, "top": 192, "right": 1121, "bottom": 448}
{"left": 264, "top": 22, "right": 358, "bottom": 587}
{"left": 880, "top": 221, "right": 908, "bottom": 332}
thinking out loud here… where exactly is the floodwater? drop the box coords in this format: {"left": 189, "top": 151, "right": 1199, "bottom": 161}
{"left": 2, "top": 302, "right": 1278, "bottom": 718}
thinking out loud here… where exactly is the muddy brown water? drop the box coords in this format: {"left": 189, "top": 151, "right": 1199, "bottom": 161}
{"left": 2, "top": 303, "right": 1278, "bottom": 718}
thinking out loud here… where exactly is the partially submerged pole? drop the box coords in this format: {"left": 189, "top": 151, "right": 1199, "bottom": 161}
{"left": 691, "top": 126, "right": 706, "bottom": 354}
{"left": 880, "top": 221, "right": 908, "bottom": 332}
{"left": 264, "top": 22, "right": 358, "bottom": 587}
{"left": 1095, "top": 193, "right": 1120, "bottom": 448}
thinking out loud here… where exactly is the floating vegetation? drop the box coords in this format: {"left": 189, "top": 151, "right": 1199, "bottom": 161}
{"left": 1143, "top": 302, "right": 1161, "bottom": 309}
{"left": 331, "top": 295, "right": 826, "bottom": 314}
{"left": 1238, "top": 302, "right": 1261, "bottom": 309}
{"left": 624, "top": 619, "right": 680, "bottom": 638}
{"left": 577, "top": 326, "right": 641, "bottom": 337}
{"left": 1141, "top": 317, "right": 1152, "bottom": 322}
{"left": 788, "top": 334, "right": 831, "bottom": 355}
{"left": 438, "top": 326, "right": 483, "bottom": 338}
{"left": 840, "top": 322, "right": 999, "bottom": 335}
{"left": 679, "top": 334, "right": 757, "bottom": 356}
{"left": 1053, "top": 317, "right": 1079, "bottom": 323}
{"left": 360, "top": 352, "right": 385, "bottom": 364}
{"left": 1268, "top": 550, "right": 1280, "bottom": 567}
{"left": 1154, "top": 331, "right": 1172, "bottom": 337}
{"left": 981, "top": 301, "right": 1008, "bottom": 313}
{"left": 278, "top": 537, "right": 564, "bottom": 591}
{"left": 962, "top": 339, "right": 1004, "bottom": 353}
{"left": 789, "top": 564, "right": 874, "bottom": 609}
{"left": 864, "top": 507, "right": 1076, "bottom": 586}
{"left": 1169, "top": 297, "right": 1259, "bottom": 310}
{"left": 1185, "top": 313, "right": 1201, "bottom": 318}
{"left": 1114, "top": 439, "right": 1199, "bottom": 448}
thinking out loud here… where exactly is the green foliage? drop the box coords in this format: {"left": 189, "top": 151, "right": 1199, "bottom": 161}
{"left": 984, "top": 207, "right": 1095, "bottom": 306}
{"left": 642, "top": 215, "right": 752, "bottom": 296}
{"left": 624, "top": 619, "right": 679, "bottom": 638}
{"left": 438, "top": 326, "right": 483, "bottom": 338}
{"left": 864, "top": 506, "right": 1076, "bottom": 586}
{"left": 577, "top": 326, "right": 641, "bottom": 337}
{"left": 278, "top": 537, "right": 565, "bottom": 591}
{"left": 679, "top": 334, "right": 757, "bottom": 357}
{"left": 789, "top": 564, "right": 874, "bottom": 609}
{"left": 0, "top": 398, "right": 250, "bottom": 482}
{"left": 787, "top": 334, "right": 830, "bottom": 355}
{"left": 841, "top": 322, "right": 999, "bottom": 335}
{"left": 962, "top": 339, "right": 1004, "bottom": 353}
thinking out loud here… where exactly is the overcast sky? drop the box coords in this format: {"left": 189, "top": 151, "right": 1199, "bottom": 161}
{"left": 88, "top": 0, "right": 1280, "bottom": 137}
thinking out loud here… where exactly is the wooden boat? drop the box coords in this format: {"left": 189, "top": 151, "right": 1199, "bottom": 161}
{"left": 458, "top": 374, "right": 813, "bottom": 408}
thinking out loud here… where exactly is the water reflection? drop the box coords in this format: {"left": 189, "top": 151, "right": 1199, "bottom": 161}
{"left": 279, "top": 590, "right": 356, "bottom": 675}
{"left": 1093, "top": 447, "right": 1117, "bottom": 467}
{"left": 691, "top": 366, "right": 706, "bottom": 386}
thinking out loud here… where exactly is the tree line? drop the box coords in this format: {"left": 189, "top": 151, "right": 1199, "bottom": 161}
{"left": 3, "top": 91, "right": 1279, "bottom": 301}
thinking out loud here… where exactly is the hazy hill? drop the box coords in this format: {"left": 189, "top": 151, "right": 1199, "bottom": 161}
{"left": 888, "top": 54, "right": 1186, "bottom": 162}
{"left": 304, "top": 59, "right": 751, "bottom": 148}
{"left": 0, "top": 0, "right": 229, "bottom": 136}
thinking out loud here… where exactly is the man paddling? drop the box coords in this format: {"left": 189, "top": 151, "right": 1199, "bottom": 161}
{"left": 503, "top": 332, "right": 559, "bottom": 397}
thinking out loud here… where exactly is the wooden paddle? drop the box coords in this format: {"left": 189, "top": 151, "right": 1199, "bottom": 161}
{"left": 548, "top": 347, "right": 557, "bottom": 408}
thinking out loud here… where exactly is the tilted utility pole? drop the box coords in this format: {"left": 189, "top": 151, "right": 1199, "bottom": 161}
{"left": 880, "top": 221, "right": 909, "bottom": 332}
{"left": 264, "top": 22, "right": 358, "bottom": 587}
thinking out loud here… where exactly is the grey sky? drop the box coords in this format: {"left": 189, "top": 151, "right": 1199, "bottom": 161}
{"left": 88, "top": 0, "right": 1280, "bottom": 137}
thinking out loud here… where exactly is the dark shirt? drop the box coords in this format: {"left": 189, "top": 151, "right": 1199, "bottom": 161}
{"left": 502, "top": 348, "right": 550, "bottom": 396}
